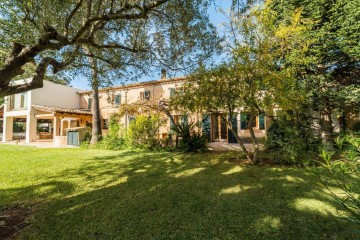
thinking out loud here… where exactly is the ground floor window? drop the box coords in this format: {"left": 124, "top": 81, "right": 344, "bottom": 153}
{"left": 240, "top": 112, "right": 265, "bottom": 130}
{"left": 103, "top": 119, "right": 109, "bottom": 129}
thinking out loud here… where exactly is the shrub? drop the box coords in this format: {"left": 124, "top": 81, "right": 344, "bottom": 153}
{"left": 172, "top": 121, "right": 207, "bottom": 152}
{"left": 319, "top": 134, "right": 360, "bottom": 226}
{"left": 82, "top": 116, "right": 126, "bottom": 150}
{"left": 351, "top": 122, "right": 360, "bottom": 133}
{"left": 125, "top": 114, "right": 164, "bottom": 149}
{"left": 265, "top": 114, "right": 321, "bottom": 165}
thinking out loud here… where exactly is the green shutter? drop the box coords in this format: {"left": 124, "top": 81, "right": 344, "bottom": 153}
{"left": 88, "top": 98, "right": 93, "bottom": 109}
{"left": 170, "top": 88, "right": 175, "bottom": 98}
{"left": 170, "top": 115, "right": 175, "bottom": 130}
{"left": 259, "top": 114, "right": 265, "bottom": 130}
{"left": 182, "top": 115, "right": 188, "bottom": 125}
{"left": 240, "top": 112, "right": 247, "bottom": 129}
{"left": 114, "top": 95, "right": 121, "bottom": 105}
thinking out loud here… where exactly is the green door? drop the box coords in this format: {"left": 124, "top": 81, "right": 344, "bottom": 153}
{"left": 67, "top": 131, "right": 79, "bottom": 146}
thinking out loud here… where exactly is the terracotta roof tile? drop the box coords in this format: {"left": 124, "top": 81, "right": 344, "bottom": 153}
{"left": 32, "top": 105, "right": 92, "bottom": 115}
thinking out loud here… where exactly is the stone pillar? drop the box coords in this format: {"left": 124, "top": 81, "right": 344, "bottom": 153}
{"left": 53, "top": 117, "right": 58, "bottom": 136}
{"left": 2, "top": 117, "right": 13, "bottom": 142}
{"left": 26, "top": 114, "right": 37, "bottom": 143}
{"left": 60, "top": 119, "right": 64, "bottom": 136}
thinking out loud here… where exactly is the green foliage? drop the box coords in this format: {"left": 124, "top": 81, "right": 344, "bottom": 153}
{"left": 126, "top": 114, "right": 164, "bottom": 150}
{"left": 13, "top": 122, "right": 25, "bottom": 133}
{"left": 351, "top": 122, "right": 360, "bottom": 133}
{"left": 82, "top": 116, "right": 125, "bottom": 150}
{"left": 172, "top": 121, "right": 208, "bottom": 152}
{"left": 265, "top": 112, "right": 321, "bottom": 165}
{"left": 269, "top": 0, "right": 360, "bottom": 135}
{"left": 320, "top": 134, "right": 360, "bottom": 226}
{"left": 0, "top": 0, "right": 220, "bottom": 97}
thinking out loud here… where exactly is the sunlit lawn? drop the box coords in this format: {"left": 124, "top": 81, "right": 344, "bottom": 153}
{"left": 0, "top": 145, "right": 358, "bottom": 239}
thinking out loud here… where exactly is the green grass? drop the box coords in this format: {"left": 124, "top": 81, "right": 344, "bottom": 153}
{"left": 0, "top": 145, "right": 358, "bottom": 239}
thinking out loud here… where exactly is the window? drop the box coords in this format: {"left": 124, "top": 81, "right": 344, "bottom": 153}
{"left": 20, "top": 93, "right": 26, "bottom": 109}
{"left": 240, "top": 112, "right": 257, "bottom": 130}
{"left": 144, "top": 90, "right": 151, "bottom": 100}
{"left": 9, "top": 95, "right": 15, "bottom": 110}
{"left": 114, "top": 94, "right": 121, "bottom": 106}
{"left": 129, "top": 116, "right": 136, "bottom": 124}
{"left": 140, "top": 90, "right": 151, "bottom": 101}
{"left": 169, "top": 88, "right": 176, "bottom": 98}
{"left": 103, "top": 119, "right": 109, "bottom": 129}
{"left": 170, "top": 115, "right": 188, "bottom": 129}
{"left": 181, "top": 115, "right": 188, "bottom": 125}
{"left": 88, "top": 98, "right": 93, "bottom": 109}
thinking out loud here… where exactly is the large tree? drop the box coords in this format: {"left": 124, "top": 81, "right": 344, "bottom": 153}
{"left": 269, "top": 0, "right": 360, "bottom": 149}
{"left": 172, "top": 4, "right": 310, "bottom": 164}
{"left": 0, "top": 0, "right": 218, "bottom": 97}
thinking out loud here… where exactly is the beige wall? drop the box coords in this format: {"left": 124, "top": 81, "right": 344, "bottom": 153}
{"left": 80, "top": 79, "right": 185, "bottom": 135}
{"left": 32, "top": 80, "right": 81, "bottom": 108}
{"left": 80, "top": 78, "right": 277, "bottom": 141}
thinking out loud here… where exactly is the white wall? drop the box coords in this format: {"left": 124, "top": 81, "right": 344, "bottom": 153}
{"left": 31, "top": 80, "right": 82, "bottom": 109}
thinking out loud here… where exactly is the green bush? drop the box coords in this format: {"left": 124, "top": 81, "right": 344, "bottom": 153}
{"left": 319, "top": 134, "right": 360, "bottom": 226}
{"left": 172, "top": 121, "right": 207, "bottom": 152}
{"left": 351, "top": 122, "right": 360, "bottom": 133}
{"left": 125, "top": 114, "right": 164, "bottom": 149}
{"left": 265, "top": 114, "right": 320, "bottom": 165}
{"left": 82, "top": 116, "right": 125, "bottom": 150}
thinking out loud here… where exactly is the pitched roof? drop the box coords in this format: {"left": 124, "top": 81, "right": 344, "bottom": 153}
{"left": 32, "top": 105, "right": 92, "bottom": 115}
{"left": 78, "top": 77, "right": 187, "bottom": 95}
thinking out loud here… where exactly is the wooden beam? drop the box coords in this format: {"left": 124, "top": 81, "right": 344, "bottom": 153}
{"left": 35, "top": 114, "right": 54, "bottom": 118}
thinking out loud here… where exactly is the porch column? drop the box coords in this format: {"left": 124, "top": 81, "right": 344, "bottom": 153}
{"left": 60, "top": 119, "right": 64, "bottom": 136}
{"left": 26, "top": 114, "right": 37, "bottom": 143}
{"left": 2, "top": 116, "right": 13, "bottom": 142}
{"left": 53, "top": 117, "right": 59, "bottom": 136}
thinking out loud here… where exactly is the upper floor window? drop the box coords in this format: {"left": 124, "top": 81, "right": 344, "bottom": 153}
{"left": 20, "top": 93, "right": 26, "bottom": 108}
{"left": 114, "top": 94, "right": 121, "bottom": 106}
{"left": 9, "top": 95, "right": 15, "bottom": 110}
{"left": 88, "top": 98, "right": 93, "bottom": 109}
{"left": 140, "top": 90, "right": 151, "bottom": 101}
{"left": 8, "top": 93, "right": 27, "bottom": 111}
{"left": 169, "top": 88, "right": 176, "bottom": 98}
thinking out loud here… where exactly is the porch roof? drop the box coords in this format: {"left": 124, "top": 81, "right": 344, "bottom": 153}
{"left": 32, "top": 105, "right": 92, "bottom": 115}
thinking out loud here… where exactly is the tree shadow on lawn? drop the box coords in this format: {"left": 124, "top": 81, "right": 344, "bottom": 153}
{"left": 0, "top": 181, "right": 75, "bottom": 208}
{"left": 16, "top": 151, "right": 359, "bottom": 239}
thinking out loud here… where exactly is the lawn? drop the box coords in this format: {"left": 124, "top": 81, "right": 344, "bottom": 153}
{"left": 0, "top": 145, "right": 358, "bottom": 239}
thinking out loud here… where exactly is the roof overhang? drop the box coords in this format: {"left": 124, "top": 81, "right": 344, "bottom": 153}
{"left": 32, "top": 105, "right": 92, "bottom": 116}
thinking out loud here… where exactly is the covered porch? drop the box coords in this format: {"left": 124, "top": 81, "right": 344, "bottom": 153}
{"left": 32, "top": 105, "right": 92, "bottom": 146}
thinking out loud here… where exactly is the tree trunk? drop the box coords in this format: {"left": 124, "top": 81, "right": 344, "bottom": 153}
{"left": 248, "top": 113, "right": 260, "bottom": 165}
{"left": 89, "top": 57, "right": 102, "bottom": 145}
{"left": 223, "top": 115, "right": 252, "bottom": 162}
{"left": 320, "top": 109, "right": 334, "bottom": 151}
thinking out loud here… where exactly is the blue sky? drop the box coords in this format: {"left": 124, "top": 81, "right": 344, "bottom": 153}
{"left": 71, "top": 0, "right": 232, "bottom": 90}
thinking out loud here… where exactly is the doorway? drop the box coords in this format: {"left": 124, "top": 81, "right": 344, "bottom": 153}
{"left": 211, "top": 114, "right": 228, "bottom": 141}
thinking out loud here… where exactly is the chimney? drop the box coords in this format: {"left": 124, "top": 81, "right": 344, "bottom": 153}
{"left": 161, "top": 69, "right": 166, "bottom": 80}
